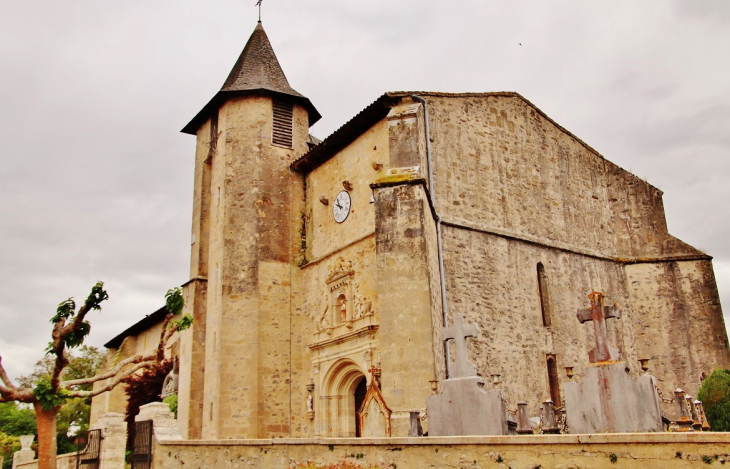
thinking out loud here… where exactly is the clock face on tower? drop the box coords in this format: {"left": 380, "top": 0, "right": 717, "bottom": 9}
{"left": 333, "top": 190, "right": 351, "bottom": 223}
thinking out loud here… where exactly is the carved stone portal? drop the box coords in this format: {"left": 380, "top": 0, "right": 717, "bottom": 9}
{"left": 317, "top": 259, "right": 375, "bottom": 334}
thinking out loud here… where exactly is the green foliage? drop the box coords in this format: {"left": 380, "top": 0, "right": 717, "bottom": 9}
{"left": 703, "top": 455, "right": 714, "bottom": 464}
{"left": 171, "top": 314, "right": 193, "bottom": 332}
{"left": 63, "top": 321, "right": 91, "bottom": 350}
{"left": 698, "top": 369, "right": 730, "bottom": 431}
{"left": 163, "top": 394, "right": 178, "bottom": 419}
{"left": 1, "top": 431, "right": 20, "bottom": 469}
{"left": 0, "top": 402, "right": 37, "bottom": 436}
{"left": 84, "top": 281, "right": 109, "bottom": 311}
{"left": 48, "top": 283, "right": 108, "bottom": 352}
{"left": 52, "top": 299, "right": 76, "bottom": 323}
{"left": 33, "top": 376, "right": 69, "bottom": 411}
{"left": 165, "top": 288, "right": 184, "bottom": 316}
{"left": 609, "top": 452, "right": 618, "bottom": 463}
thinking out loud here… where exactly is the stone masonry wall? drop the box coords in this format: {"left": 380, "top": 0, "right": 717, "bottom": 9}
{"left": 294, "top": 118, "right": 388, "bottom": 437}
{"left": 152, "top": 434, "right": 730, "bottom": 469}
{"left": 626, "top": 259, "right": 730, "bottom": 397}
{"left": 414, "top": 93, "right": 729, "bottom": 417}
{"left": 199, "top": 95, "right": 311, "bottom": 439}
{"left": 441, "top": 226, "right": 633, "bottom": 414}
{"left": 374, "top": 182, "right": 438, "bottom": 436}
{"left": 424, "top": 94, "right": 702, "bottom": 261}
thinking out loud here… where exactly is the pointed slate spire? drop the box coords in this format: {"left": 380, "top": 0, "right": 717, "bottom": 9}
{"left": 182, "top": 22, "right": 320, "bottom": 135}
{"left": 221, "top": 22, "right": 303, "bottom": 97}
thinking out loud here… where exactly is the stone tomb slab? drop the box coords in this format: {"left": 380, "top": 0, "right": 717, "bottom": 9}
{"left": 564, "top": 361, "right": 662, "bottom": 434}
{"left": 427, "top": 377, "right": 508, "bottom": 436}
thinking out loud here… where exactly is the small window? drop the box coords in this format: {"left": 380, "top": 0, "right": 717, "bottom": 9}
{"left": 537, "top": 262, "right": 551, "bottom": 327}
{"left": 272, "top": 99, "right": 293, "bottom": 148}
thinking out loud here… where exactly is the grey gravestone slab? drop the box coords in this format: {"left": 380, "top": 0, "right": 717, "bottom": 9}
{"left": 564, "top": 361, "right": 662, "bottom": 433}
{"left": 427, "top": 377, "right": 508, "bottom": 436}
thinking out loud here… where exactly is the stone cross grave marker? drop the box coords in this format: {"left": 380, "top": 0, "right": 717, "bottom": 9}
{"left": 444, "top": 314, "right": 479, "bottom": 378}
{"left": 576, "top": 292, "right": 621, "bottom": 363}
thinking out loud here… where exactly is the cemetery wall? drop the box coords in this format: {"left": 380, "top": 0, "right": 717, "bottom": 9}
{"left": 15, "top": 452, "right": 75, "bottom": 469}
{"left": 152, "top": 434, "right": 730, "bottom": 469}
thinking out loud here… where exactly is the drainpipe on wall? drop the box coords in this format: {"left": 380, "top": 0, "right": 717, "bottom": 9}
{"left": 411, "top": 94, "right": 451, "bottom": 379}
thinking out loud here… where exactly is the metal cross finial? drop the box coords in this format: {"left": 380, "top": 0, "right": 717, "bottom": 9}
{"left": 576, "top": 292, "right": 621, "bottom": 363}
{"left": 443, "top": 314, "right": 480, "bottom": 378}
{"left": 255, "top": 0, "right": 262, "bottom": 22}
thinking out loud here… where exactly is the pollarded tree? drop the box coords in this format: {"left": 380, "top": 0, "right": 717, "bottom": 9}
{"left": 0, "top": 282, "right": 191, "bottom": 469}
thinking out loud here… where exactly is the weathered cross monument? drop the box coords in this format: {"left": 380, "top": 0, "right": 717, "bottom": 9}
{"left": 427, "top": 314, "right": 508, "bottom": 435}
{"left": 564, "top": 292, "right": 663, "bottom": 433}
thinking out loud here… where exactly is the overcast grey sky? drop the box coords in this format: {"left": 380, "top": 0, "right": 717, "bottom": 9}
{"left": 1, "top": 1, "right": 729, "bottom": 381}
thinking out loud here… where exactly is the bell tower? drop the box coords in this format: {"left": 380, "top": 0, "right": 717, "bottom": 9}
{"left": 176, "top": 21, "right": 320, "bottom": 439}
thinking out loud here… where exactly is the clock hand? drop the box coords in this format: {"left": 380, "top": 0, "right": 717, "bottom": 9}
{"left": 336, "top": 202, "right": 343, "bottom": 209}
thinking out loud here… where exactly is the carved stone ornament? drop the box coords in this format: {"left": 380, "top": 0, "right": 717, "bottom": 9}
{"left": 161, "top": 357, "right": 179, "bottom": 399}
{"left": 20, "top": 435, "right": 34, "bottom": 450}
{"left": 317, "top": 259, "right": 356, "bottom": 332}
{"left": 357, "top": 373, "right": 392, "bottom": 437}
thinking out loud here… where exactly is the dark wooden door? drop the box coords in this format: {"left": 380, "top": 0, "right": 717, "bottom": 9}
{"left": 354, "top": 377, "right": 368, "bottom": 437}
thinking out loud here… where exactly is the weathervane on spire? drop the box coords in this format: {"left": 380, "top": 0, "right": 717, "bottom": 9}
{"left": 255, "top": 0, "right": 263, "bottom": 23}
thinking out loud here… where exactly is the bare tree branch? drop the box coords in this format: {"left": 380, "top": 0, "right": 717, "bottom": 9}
{"left": 0, "top": 355, "right": 17, "bottom": 390}
{"left": 66, "top": 361, "right": 157, "bottom": 399}
{"left": 156, "top": 313, "right": 174, "bottom": 362}
{"left": 0, "top": 385, "right": 34, "bottom": 403}
{"left": 50, "top": 321, "right": 69, "bottom": 391}
{"left": 0, "top": 383, "right": 14, "bottom": 398}
{"left": 61, "top": 353, "right": 155, "bottom": 387}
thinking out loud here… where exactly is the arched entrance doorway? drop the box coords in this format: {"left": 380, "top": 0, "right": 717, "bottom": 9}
{"left": 354, "top": 377, "right": 367, "bottom": 437}
{"left": 320, "top": 360, "right": 367, "bottom": 437}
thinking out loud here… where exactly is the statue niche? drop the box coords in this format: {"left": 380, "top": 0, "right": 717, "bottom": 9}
{"left": 317, "top": 261, "right": 354, "bottom": 333}
{"left": 316, "top": 260, "right": 375, "bottom": 336}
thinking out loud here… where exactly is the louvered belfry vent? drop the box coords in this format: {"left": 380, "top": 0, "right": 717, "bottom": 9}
{"left": 272, "top": 100, "right": 293, "bottom": 147}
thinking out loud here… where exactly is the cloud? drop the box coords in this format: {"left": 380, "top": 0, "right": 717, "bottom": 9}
{"left": 1, "top": 0, "right": 729, "bottom": 380}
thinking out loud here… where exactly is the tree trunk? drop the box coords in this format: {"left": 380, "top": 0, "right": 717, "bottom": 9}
{"left": 33, "top": 402, "right": 58, "bottom": 469}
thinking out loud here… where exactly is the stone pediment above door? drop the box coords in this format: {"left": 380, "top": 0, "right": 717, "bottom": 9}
{"left": 311, "top": 258, "right": 377, "bottom": 347}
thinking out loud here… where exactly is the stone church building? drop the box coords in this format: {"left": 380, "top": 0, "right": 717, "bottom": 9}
{"left": 92, "top": 21, "right": 730, "bottom": 440}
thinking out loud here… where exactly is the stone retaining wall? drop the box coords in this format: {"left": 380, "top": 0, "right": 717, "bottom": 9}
{"left": 153, "top": 433, "right": 730, "bottom": 468}
{"left": 15, "top": 452, "right": 75, "bottom": 469}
